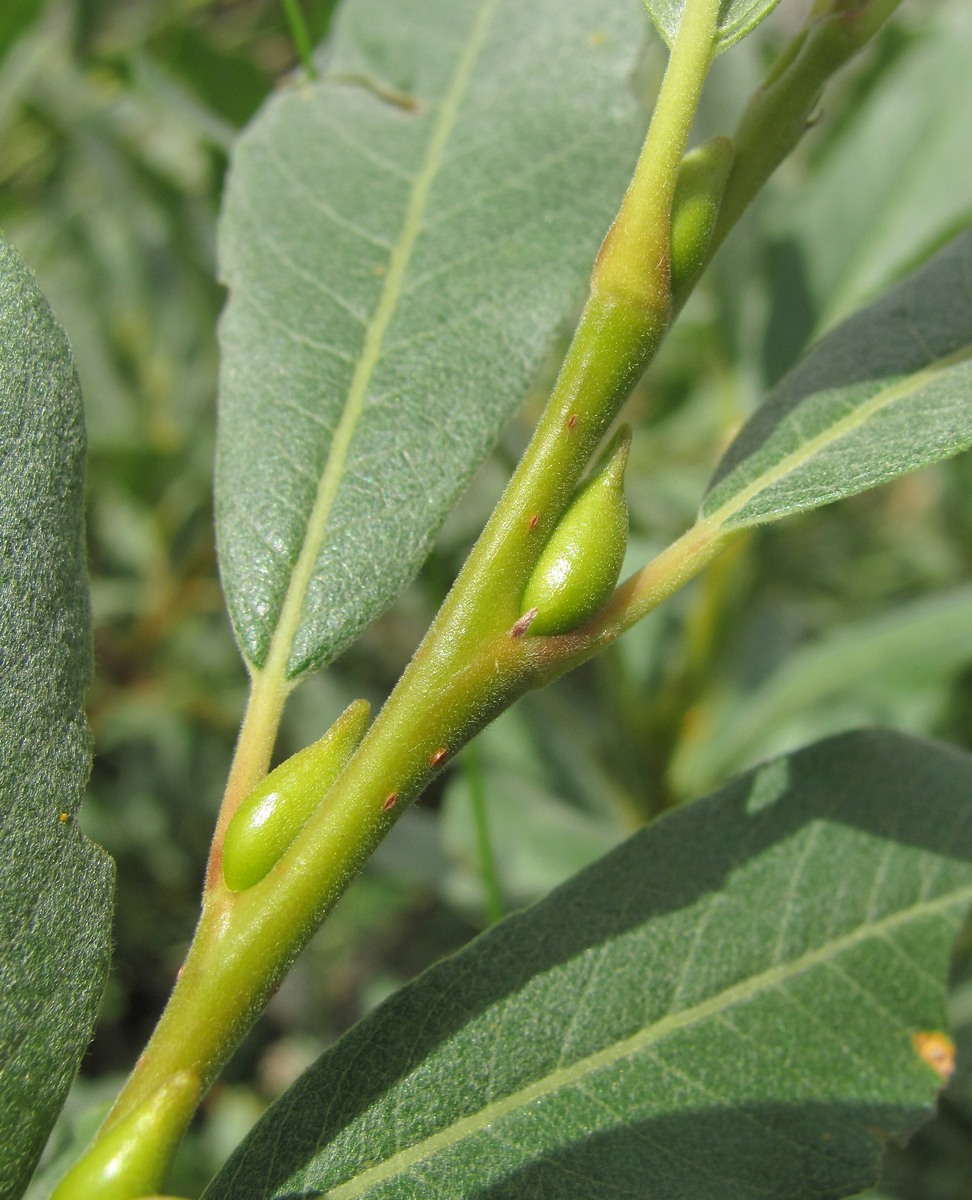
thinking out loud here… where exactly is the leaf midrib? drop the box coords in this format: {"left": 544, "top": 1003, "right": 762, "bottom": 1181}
{"left": 323, "top": 883, "right": 972, "bottom": 1197}
{"left": 259, "top": 0, "right": 502, "bottom": 680}
{"left": 706, "top": 341, "right": 972, "bottom": 530}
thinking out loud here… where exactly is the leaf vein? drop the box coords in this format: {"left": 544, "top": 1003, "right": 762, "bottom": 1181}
{"left": 418, "top": 135, "right": 594, "bottom": 239}
{"left": 306, "top": 104, "right": 418, "bottom": 182}
{"left": 243, "top": 292, "right": 359, "bottom": 365}
{"left": 259, "top": 140, "right": 396, "bottom": 251}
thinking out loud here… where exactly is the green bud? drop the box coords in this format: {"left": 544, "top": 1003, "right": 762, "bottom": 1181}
{"left": 669, "top": 136, "right": 734, "bottom": 301}
{"left": 222, "top": 699, "right": 370, "bottom": 892}
{"left": 521, "top": 427, "right": 630, "bottom": 637}
{"left": 50, "top": 1073, "right": 198, "bottom": 1200}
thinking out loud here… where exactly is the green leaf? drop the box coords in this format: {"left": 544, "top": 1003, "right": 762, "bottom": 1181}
{"left": 0, "top": 235, "right": 113, "bottom": 1199}
{"left": 642, "top": 0, "right": 783, "bottom": 54}
{"left": 0, "top": 0, "right": 43, "bottom": 61}
{"left": 441, "top": 768, "right": 620, "bottom": 912}
{"left": 216, "top": 0, "right": 647, "bottom": 677}
{"left": 701, "top": 229, "right": 972, "bottom": 530}
{"left": 670, "top": 584, "right": 972, "bottom": 799}
{"left": 202, "top": 729, "right": 972, "bottom": 1199}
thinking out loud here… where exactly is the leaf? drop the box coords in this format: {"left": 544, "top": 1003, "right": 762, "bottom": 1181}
{"left": 216, "top": 0, "right": 647, "bottom": 677}
{"left": 701, "top": 228, "right": 972, "bottom": 530}
{"left": 642, "top": 0, "right": 783, "bottom": 54}
{"left": 670, "top": 584, "right": 972, "bottom": 799}
{"left": 202, "top": 729, "right": 972, "bottom": 1200}
{"left": 0, "top": 235, "right": 114, "bottom": 1199}
{"left": 0, "top": 0, "right": 43, "bottom": 61}
{"left": 441, "top": 768, "right": 620, "bottom": 912}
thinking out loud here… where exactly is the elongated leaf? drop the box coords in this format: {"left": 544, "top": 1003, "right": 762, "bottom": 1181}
{"left": 643, "top": 0, "right": 782, "bottom": 54}
{"left": 216, "top": 0, "right": 647, "bottom": 677}
{"left": 203, "top": 729, "right": 972, "bottom": 1200}
{"left": 0, "top": 236, "right": 113, "bottom": 1199}
{"left": 670, "top": 584, "right": 972, "bottom": 798}
{"left": 701, "top": 229, "right": 972, "bottom": 530}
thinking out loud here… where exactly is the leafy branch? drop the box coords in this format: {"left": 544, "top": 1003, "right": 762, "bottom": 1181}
{"left": 41, "top": 0, "right": 972, "bottom": 1195}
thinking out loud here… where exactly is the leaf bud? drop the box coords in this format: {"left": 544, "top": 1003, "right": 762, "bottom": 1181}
{"left": 222, "top": 699, "right": 370, "bottom": 892}
{"left": 670, "top": 136, "right": 734, "bottom": 301}
{"left": 520, "top": 427, "right": 630, "bottom": 637}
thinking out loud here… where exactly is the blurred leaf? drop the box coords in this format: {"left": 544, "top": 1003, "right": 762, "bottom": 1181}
{"left": 671, "top": 584, "right": 972, "bottom": 798}
{"left": 203, "top": 729, "right": 972, "bottom": 1199}
{"left": 701, "top": 229, "right": 972, "bottom": 530}
{"left": 2, "top": 16, "right": 227, "bottom": 453}
{"left": 215, "top": 0, "right": 647, "bottom": 677}
{"left": 441, "top": 769, "right": 620, "bottom": 915}
{"left": 145, "top": 26, "right": 274, "bottom": 130}
{"left": 780, "top": 4, "right": 972, "bottom": 331}
{"left": 642, "top": 0, "right": 782, "bottom": 53}
{"left": 0, "top": 0, "right": 42, "bottom": 63}
{"left": 0, "top": 235, "right": 113, "bottom": 1199}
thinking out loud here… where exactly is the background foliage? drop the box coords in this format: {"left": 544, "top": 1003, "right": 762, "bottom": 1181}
{"left": 1, "top": 0, "right": 970, "bottom": 1195}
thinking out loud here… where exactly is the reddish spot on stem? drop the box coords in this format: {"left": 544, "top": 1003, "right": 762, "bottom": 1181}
{"left": 528, "top": 511, "right": 540, "bottom": 530}
{"left": 382, "top": 792, "right": 399, "bottom": 812}
{"left": 511, "top": 608, "right": 538, "bottom": 639}
{"left": 430, "top": 747, "right": 448, "bottom": 768}
{"left": 567, "top": 413, "right": 578, "bottom": 430}
{"left": 913, "top": 1031, "right": 955, "bottom": 1082}
{"left": 593, "top": 218, "right": 618, "bottom": 275}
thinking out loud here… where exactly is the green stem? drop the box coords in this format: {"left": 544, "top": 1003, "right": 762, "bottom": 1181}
{"left": 522, "top": 0, "right": 910, "bottom": 701}
{"left": 204, "top": 663, "right": 293, "bottom": 889}
{"left": 593, "top": 0, "right": 721, "bottom": 310}
{"left": 464, "top": 746, "right": 504, "bottom": 926}
{"left": 282, "top": 0, "right": 318, "bottom": 80}
{"left": 73, "top": 293, "right": 672, "bottom": 1163}
{"left": 711, "top": 0, "right": 904, "bottom": 251}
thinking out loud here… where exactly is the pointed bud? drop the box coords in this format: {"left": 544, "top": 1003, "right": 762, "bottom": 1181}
{"left": 222, "top": 699, "right": 370, "bottom": 892}
{"left": 521, "top": 428, "right": 630, "bottom": 637}
{"left": 670, "top": 136, "right": 734, "bottom": 301}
